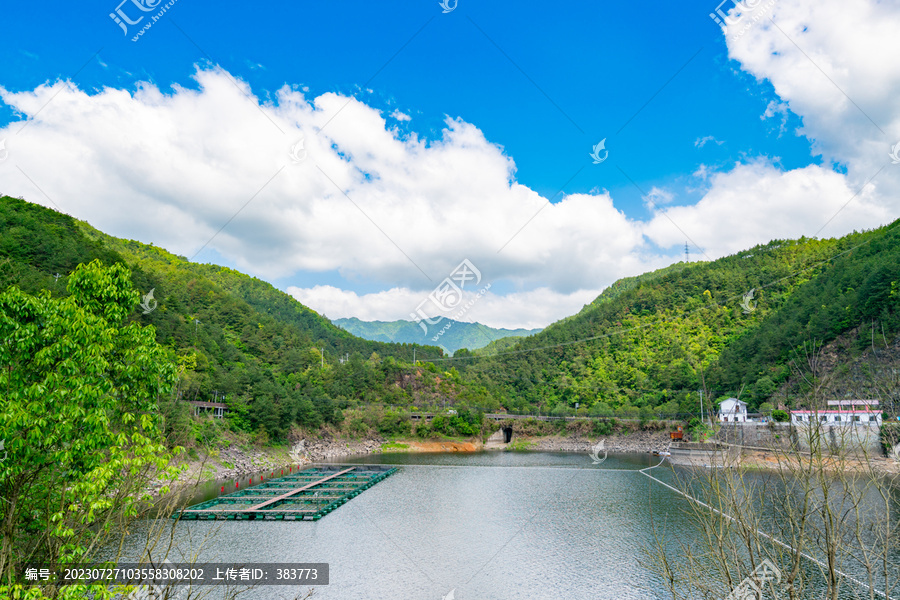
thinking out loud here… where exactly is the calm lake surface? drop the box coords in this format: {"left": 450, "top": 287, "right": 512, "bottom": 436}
{"left": 116, "top": 450, "right": 900, "bottom": 599}
{"left": 125, "top": 451, "right": 696, "bottom": 599}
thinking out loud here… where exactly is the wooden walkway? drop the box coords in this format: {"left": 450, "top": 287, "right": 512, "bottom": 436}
{"left": 242, "top": 467, "right": 356, "bottom": 511}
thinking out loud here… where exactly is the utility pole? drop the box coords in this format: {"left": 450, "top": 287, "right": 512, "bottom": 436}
{"left": 699, "top": 389, "right": 704, "bottom": 424}
{"left": 320, "top": 347, "right": 324, "bottom": 369}
{"left": 413, "top": 348, "right": 416, "bottom": 365}
{"left": 685, "top": 242, "right": 689, "bottom": 263}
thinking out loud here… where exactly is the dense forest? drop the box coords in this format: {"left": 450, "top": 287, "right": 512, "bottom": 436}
{"left": 0, "top": 196, "right": 498, "bottom": 442}
{"left": 456, "top": 221, "right": 900, "bottom": 417}
{"left": 3, "top": 196, "right": 899, "bottom": 440}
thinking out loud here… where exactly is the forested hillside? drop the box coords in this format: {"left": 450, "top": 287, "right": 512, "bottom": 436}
{"left": 4, "top": 195, "right": 898, "bottom": 435}
{"left": 0, "top": 197, "right": 497, "bottom": 441}
{"left": 458, "top": 222, "right": 900, "bottom": 416}
{"left": 334, "top": 316, "right": 541, "bottom": 354}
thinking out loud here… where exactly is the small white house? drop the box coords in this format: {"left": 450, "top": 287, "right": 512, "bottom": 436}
{"left": 718, "top": 398, "right": 748, "bottom": 423}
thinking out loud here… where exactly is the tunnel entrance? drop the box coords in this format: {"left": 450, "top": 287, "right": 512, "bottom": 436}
{"left": 502, "top": 426, "right": 513, "bottom": 443}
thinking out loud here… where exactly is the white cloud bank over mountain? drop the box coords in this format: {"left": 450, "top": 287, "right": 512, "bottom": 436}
{"left": 0, "top": 0, "right": 897, "bottom": 328}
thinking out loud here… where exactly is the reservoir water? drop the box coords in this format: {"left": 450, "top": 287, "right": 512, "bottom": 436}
{"left": 117, "top": 451, "right": 896, "bottom": 599}
{"left": 125, "top": 451, "right": 692, "bottom": 599}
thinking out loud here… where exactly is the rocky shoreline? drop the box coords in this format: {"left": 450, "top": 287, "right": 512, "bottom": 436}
{"left": 180, "top": 429, "right": 674, "bottom": 483}
{"left": 185, "top": 438, "right": 388, "bottom": 482}
{"left": 292, "top": 438, "right": 385, "bottom": 462}
{"left": 213, "top": 445, "right": 286, "bottom": 480}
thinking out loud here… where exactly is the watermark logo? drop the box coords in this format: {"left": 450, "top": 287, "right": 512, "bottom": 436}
{"left": 709, "top": 0, "right": 777, "bottom": 40}
{"left": 0, "top": 439, "right": 7, "bottom": 462}
{"left": 0, "top": 139, "right": 8, "bottom": 162}
{"left": 441, "top": 589, "right": 455, "bottom": 600}
{"left": 740, "top": 288, "right": 756, "bottom": 314}
{"left": 140, "top": 288, "right": 158, "bottom": 314}
{"left": 289, "top": 137, "right": 308, "bottom": 162}
{"left": 410, "top": 259, "right": 490, "bottom": 341}
{"left": 890, "top": 141, "right": 900, "bottom": 164}
{"left": 110, "top": 0, "right": 180, "bottom": 42}
{"left": 589, "top": 139, "right": 608, "bottom": 164}
{"left": 110, "top": 0, "right": 162, "bottom": 34}
{"left": 589, "top": 439, "right": 608, "bottom": 464}
{"left": 439, "top": 0, "right": 457, "bottom": 13}
{"left": 723, "top": 559, "right": 781, "bottom": 600}
{"left": 709, "top": 0, "right": 744, "bottom": 30}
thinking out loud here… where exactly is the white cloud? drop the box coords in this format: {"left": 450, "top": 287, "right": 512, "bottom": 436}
{"left": 288, "top": 285, "right": 415, "bottom": 322}
{"left": 692, "top": 164, "right": 713, "bottom": 182}
{"left": 2, "top": 0, "right": 900, "bottom": 331}
{"left": 644, "top": 158, "right": 889, "bottom": 258}
{"left": 389, "top": 109, "right": 411, "bottom": 122}
{"left": 762, "top": 100, "right": 790, "bottom": 135}
{"left": 646, "top": 0, "right": 900, "bottom": 264}
{"left": 726, "top": 0, "right": 900, "bottom": 182}
{"left": 643, "top": 186, "right": 674, "bottom": 210}
{"left": 646, "top": 0, "right": 899, "bottom": 260}
{"left": 695, "top": 135, "right": 724, "bottom": 148}
{"left": 0, "top": 68, "right": 656, "bottom": 328}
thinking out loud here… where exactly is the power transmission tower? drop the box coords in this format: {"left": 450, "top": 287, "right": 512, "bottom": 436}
{"left": 685, "top": 242, "right": 689, "bottom": 262}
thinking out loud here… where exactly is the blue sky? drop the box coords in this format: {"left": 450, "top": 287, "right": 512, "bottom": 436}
{"left": 1, "top": 1, "right": 811, "bottom": 200}
{"left": 1, "top": 0, "right": 897, "bottom": 328}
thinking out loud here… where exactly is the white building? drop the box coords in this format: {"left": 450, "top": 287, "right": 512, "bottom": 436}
{"left": 790, "top": 399, "right": 882, "bottom": 426}
{"left": 718, "top": 398, "right": 748, "bottom": 423}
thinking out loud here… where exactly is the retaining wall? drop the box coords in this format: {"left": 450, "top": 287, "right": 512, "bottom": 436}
{"left": 715, "top": 422, "right": 882, "bottom": 456}
{"left": 669, "top": 442, "right": 721, "bottom": 465}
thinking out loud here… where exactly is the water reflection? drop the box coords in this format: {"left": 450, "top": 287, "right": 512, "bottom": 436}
{"left": 113, "top": 451, "right": 895, "bottom": 599}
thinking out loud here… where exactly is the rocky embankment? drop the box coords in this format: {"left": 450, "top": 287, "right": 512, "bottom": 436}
{"left": 187, "top": 439, "right": 386, "bottom": 482}
{"left": 182, "top": 429, "right": 674, "bottom": 484}
{"left": 293, "top": 438, "right": 385, "bottom": 462}
{"left": 530, "top": 430, "right": 672, "bottom": 454}
{"left": 214, "top": 445, "right": 285, "bottom": 480}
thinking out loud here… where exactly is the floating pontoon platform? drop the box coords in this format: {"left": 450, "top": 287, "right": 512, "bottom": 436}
{"left": 175, "top": 465, "right": 398, "bottom": 521}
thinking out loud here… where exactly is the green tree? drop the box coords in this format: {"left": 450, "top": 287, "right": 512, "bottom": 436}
{"left": 430, "top": 415, "right": 450, "bottom": 436}
{"left": 771, "top": 409, "right": 790, "bottom": 422}
{"left": 753, "top": 376, "right": 776, "bottom": 404}
{"left": 0, "top": 260, "right": 181, "bottom": 585}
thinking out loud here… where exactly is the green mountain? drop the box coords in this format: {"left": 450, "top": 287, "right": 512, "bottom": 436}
{"left": 462, "top": 222, "right": 900, "bottom": 416}
{"left": 469, "top": 335, "right": 531, "bottom": 357}
{"left": 6, "top": 194, "right": 898, "bottom": 433}
{"left": 333, "top": 317, "right": 541, "bottom": 354}
{"left": 0, "top": 196, "right": 486, "bottom": 442}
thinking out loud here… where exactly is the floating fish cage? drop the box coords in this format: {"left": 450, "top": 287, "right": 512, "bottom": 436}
{"left": 176, "top": 465, "right": 398, "bottom": 521}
